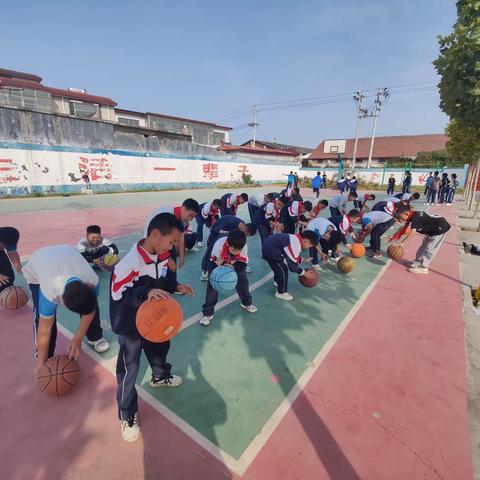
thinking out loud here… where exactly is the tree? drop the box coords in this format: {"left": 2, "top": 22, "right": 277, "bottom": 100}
{"left": 445, "top": 119, "right": 480, "bottom": 164}
{"left": 433, "top": 0, "right": 480, "bottom": 128}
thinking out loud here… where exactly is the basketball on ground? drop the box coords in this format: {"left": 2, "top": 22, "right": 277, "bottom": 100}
{"left": 350, "top": 243, "right": 366, "bottom": 258}
{"left": 299, "top": 268, "right": 319, "bottom": 288}
{"left": 103, "top": 253, "right": 119, "bottom": 267}
{"left": 0, "top": 286, "right": 29, "bottom": 310}
{"left": 136, "top": 297, "right": 183, "bottom": 343}
{"left": 209, "top": 265, "right": 238, "bottom": 293}
{"left": 337, "top": 256, "right": 355, "bottom": 273}
{"left": 387, "top": 244, "right": 404, "bottom": 260}
{"left": 36, "top": 355, "right": 80, "bottom": 396}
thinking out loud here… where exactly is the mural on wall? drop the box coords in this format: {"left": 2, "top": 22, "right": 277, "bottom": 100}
{"left": 68, "top": 156, "right": 113, "bottom": 183}
{"left": 202, "top": 162, "right": 219, "bottom": 180}
{"left": 0, "top": 159, "right": 22, "bottom": 184}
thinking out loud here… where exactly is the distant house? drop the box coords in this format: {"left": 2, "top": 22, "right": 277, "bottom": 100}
{"left": 0, "top": 67, "right": 232, "bottom": 146}
{"left": 309, "top": 134, "right": 448, "bottom": 166}
{"left": 218, "top": 143, "right": 299, "bottom": 164}
{"left": 0, "top": 67, "right": 117, "bottom": 121}
{"left": 240, "top": 139, "right": 314, "bottom": 157}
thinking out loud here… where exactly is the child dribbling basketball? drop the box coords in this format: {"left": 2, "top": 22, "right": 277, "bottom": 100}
{"left": 111, "top": 212, "right": 194, "bottom": 442}
{"left": 200, "top": 230, "right": 257, "bottom": 326}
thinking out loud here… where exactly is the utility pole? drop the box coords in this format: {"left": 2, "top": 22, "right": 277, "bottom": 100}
{"left": 249, "top": 105, "right": 258, "bottom": 148}
{"left": 367, "top": 88, "right": 389, "bottom": 169}
{"left": 352, "top": 91, "right": 366, "bottom": 170}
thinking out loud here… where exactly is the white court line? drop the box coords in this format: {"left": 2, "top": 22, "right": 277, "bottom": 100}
{"left": 51, "top": 257, "right": 392, "bottom": 476}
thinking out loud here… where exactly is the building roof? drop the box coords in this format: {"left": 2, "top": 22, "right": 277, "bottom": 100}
{"left": 240, "top": 139, "right": 314, "bottom": 155}
{"left": 0, "top": 75, "right": 117, "bottom": 107}
{"left": 219, "top": 144, "right": 299, "bottom": 157}
{"left": 114, "top": 108, "right": 147, "bottom": 117}
{"left": 310, "top": 134, "right": 447, "bottom": 160}
{"left": 0, "top": 68, "right": 42, "bottom": 83}
{"left": 146, "top": 112, "right": 232, "bottom": 130}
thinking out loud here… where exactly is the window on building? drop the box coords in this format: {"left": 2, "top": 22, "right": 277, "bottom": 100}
{"left": 329, "top": 145, "right": 339, "bottom": 153}
{"left": 118, "top": 116, "right": 141, "bottom": 127}
{"left": 0, "top": 87, "right": 52, "bottom": 112}
{"left": 192, "top": 126, "right": 209, "bottom": 145}
{"left": 212, "top": 131, "right": 226, "bottom": 145}
{"left": 69, "top": 101, "right": 99, "bottom": 118}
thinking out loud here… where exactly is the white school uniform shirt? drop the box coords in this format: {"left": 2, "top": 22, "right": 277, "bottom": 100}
{"left": 201, "top": 201, "right": 215, "bottom": 219}
{"left": 77, "top": 236, "right": 115, "bottom": 255}
{"left": 23, "top": 245, "right": 98, "bottom": 317}
{"left": 306, "top": 217, "right": 336, "bottom": 237}
{"left": 383, "top": 196, "right": 401, "bottom": 203}
{"left": 210, "top": 236, "right": 249, "bottom": 264}
{"left": 362, "top": 211, "right": 393, "bottom": 228}
{"left": 400, "top": 193, "right": 413, "bottom": 201}
{"left": 330, "top": 194, "right": 348, "bottom": 209}
{"left": 248, "top": 193, "right": 265, "bottom": 208}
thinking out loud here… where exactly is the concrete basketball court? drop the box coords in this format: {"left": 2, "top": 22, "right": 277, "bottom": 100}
{"left": 0, "top": 187, "right": 475, "bottom": 480}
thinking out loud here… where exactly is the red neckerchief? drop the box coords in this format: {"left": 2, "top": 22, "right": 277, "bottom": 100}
{"left": 210, "top": 205, "right": 219, "bottom": 225}
{"left": 136, "top": 240, "right": 170, "bottom": 264}
{"left": 174, "top": 206, "right": 189, "bottom": 230}
{"left": 391, "top": 210, "right": 414, "bottom": 240}
{"left": 220, "top": 240, "right": 242, "bottom": 264}
{"left": 364, "top": 194, "right": 369, "bottom": 202}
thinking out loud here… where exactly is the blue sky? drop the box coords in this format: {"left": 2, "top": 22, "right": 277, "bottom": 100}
{"left": 2, "top": 0, "right": 456, "bottom": 147}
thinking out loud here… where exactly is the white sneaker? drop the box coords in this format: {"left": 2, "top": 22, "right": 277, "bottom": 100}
{"left": 275, "top": 292, "right": 294, "bottom": 301}
{"left": 199, "top": 315, "right": 213, "bottom": 326}
{"left": 273, "top": 281, "right": 278, "bottom": 287}
{"left": 245, "top": 266, "right": 253, "bottom": 273}
{"left": 197, "top": 242, "right": 203, "bottom": 247}
{"left": 408, "top": 266, "right": 429, "bottom": 274}
{"left": 121, "top": 414, "right": 140, "bottom": 442}
{"left": 241, "top": 304, "right": 258, "bottom": 313}
{"left": 312, "top": 264, "right": 322, "bottom": 271}
{"left": 87, "top": 338, "right": 110, "bottom": 353}
{"left": 200, "top": 271, "right": 208, "bottom": 281}
{"left": 190, "top": 245, "right": 201, "bottom": 252}
{"left": 149, "top": 374, "right": 183, "bottom": 388}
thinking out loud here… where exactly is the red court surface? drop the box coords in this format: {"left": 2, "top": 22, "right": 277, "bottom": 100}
{"left": 0, "top": 199, "right": 473, "bottom": 480}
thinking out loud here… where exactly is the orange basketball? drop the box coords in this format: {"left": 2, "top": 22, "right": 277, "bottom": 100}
{"left": 387, "top": 244, "right": 404, "bottom": 261}
{"left": 350, "top": 243, "right": 366, "bottom": 258}
{"left": 36, "top": 355, "right": 80, "bottom": 396}
{"left": 298, "top": 268, "right": 319, "bottom": 288}
{"left": 136, "top": 297, "right": 183, "bottom": 343}
{"left": 0, "top": 286, "right": 29, "bottom": 310}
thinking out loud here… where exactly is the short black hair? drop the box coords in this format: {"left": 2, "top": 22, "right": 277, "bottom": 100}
{"left": 369, "top": 194, "right": 376, "bottom": 200}
{"left": 212, "top": 199, "right": 222, "bottom": 208}
{"left": 245, "top": 223, "right": 257, "bottom": 236}
{"left": 452, "top": 173, "right": 457, "bottom": 178}
{"left": 240, "top": 193, "right": 249, "bottom": 202}
{"left": 411, "top": 192, "right": 420, "bottom": 200}
{"left": 264, "top": 193, "right": 274, "bottom": 203}
{"left": 63, "top": 281, "right": 97, "bottom": 315}
{"left": 182, "top": 198, "right": 200, "bottom": 214}
{"left": 303, "top": 201, "right": 312, "bottom": 212}
{"left": 348, "top": 208, "right": 361, "bottom": 218}
{"left": 277, "top": 196, "right": 288, "bottom": 205}
{"left": 86, "top": 225, "right": 101, "bottom": 235}
{"left": 317, "top": 171, "right": 321, "bottom": 176}
{"left": 227, "top": 230, "right": 247, "bottom": 249}
{"left": 434, "top": 171, "right": 439, "bottom": 175}
{"left": 293, "top": 188, "right": 300, "bottom": 193}
{"left": 395, "top": 204, "right": 410, "bottom": 215}
{"left": 301, "top": 230, "right": 319, "bottom": 246}
{"left": 0, "top": 227, "right": 19, "bottom": 249}
{"left": 147, "top": 212, "right": 184, "bottom": 236}
{"left": 320, "top": 199, "right": 329, "bottom": 206}
{"left": 349, "top": 192, "right": 358, "bottom": 198}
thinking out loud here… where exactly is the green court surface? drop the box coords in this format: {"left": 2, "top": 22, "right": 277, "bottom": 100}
{"left": 44, "top": 231, "right": 389, "bottom": 460}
